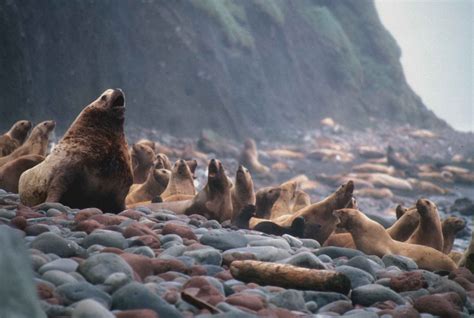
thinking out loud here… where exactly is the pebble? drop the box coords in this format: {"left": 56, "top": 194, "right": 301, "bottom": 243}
{"left": 38, "top": 258, "right": 79, "bottom": 274}
{"left": 223, "top": 246, "right": 291, "bottom": 262}
{"left": 335, "top": 265, "right": 375, "bottom": 288}
{"left": 56, "top": 282, "right": 111, "bottom": 306}
{"left": 269, "top": 289, "right": 306, "bottom": 311}
{"left": 30, "top": 232, "right": 83, "bottom": 257}
{"left": 183, "top": 247, "right": 223, "bottom": 265}
{"left": 200, "top": 230, "right": 248, "bottom": 250}
{"left": 352, "top": 284, "right": 406, "bottom": 306}
{"left": 71, "top": 299, "right": 114, "bottom": 318}
{"left": 279, "top": 252, "right": 326, "bottom": 269}
{"left": 78, "top": 253, "right": 134, "bottom": 284}
{"left": 382, "top": 254, "right": 418, "bottom": 271}
{"left": 81, "top": 229, "right": 128, "bottom": 249}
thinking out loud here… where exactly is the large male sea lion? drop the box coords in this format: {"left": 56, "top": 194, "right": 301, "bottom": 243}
{"left": 125, "top": 168, "right": 171, "bottom": 205}
{"left": 231, "top": 165, "right": 256, "bottom": 222}
{"left": 0, "top": 120, "right": 55, "bottom": 168}
{"left": 0, "top": 120, "right": 32, "bottom": 156}
{"left": 0, "top": 155, "right": 44, "bottom": 193}
{"left": 161, "top": 159, "right": 196, "bottom": 201}
{"left": 333, "top": 208, "right": 457, "bottom": 272}
{"left": 407, "top": 199, "right": 444, "bottom": 251}
{"left": 130, "top": 143, "right": 155, "bottom": 184}
{"left": 19, "top": 89, "right": 133, "bottom": 213}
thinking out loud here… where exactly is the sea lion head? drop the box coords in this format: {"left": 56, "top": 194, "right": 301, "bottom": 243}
{"left": 9, "top": 120, "right": 32, "bottom": 143}
{"left": 153, "top": 168, "right": 171, "bottom": 188}
{"left": 345, "top": 197, "right": 358, "bottom": 209}
{"left": 443, "top": 216, "right": 466, "bottom": 234}
{"left": 280, "top": 180, "right": 297, "bottom": 201}
{"left": 333, "top": 208, "right": 362, "bottom": 231}
{"left": 395, "top": 205, "right": 406, "bottom": 219}
{"left": 236, "top": 165, "right": 253, "bottom": 187}
{"left": 207, "top": 158, "right": 229, "bottom": 190}
{"left": 244, "top": 138, "right": 257, "bottom": 151}
{"left": 131, "top": 143, "right": 155, "bottom": 167}
{"left": 80, "top": 88, "right": 126, "bottom": 128}
{"left": 31, "top": 120, "right": 56, "bottom": 139}
{"left": 415, "top": 198, "right": 436, "bottom": 216}
{"left": 172, "top": 159, "right": 194, "bottom": 179}
{"left": 185, "top": 159, "right": 198, "bottom": 177}
{"left": 255, "top": 186, "right": 281, "bottom": 217}
{"left": 290, "top": 216, "right": 306, "bottom": 237}
{"left": 155, "top": 153, "right": 172, "bottom": 170}
{"left": 334, "top": 180, "right": 354, "bottom": 209}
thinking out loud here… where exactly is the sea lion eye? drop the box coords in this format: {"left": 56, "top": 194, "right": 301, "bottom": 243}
{"left": 101, "top": 95, "right": 107, "bottom": 101}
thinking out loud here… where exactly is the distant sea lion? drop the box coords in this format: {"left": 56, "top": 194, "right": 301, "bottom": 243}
{"left": 130, "top": 143, "right": 155, "bottom": 184}
{"left": 407, "top": 178, "right": 447, "bottom": 195}
{"left": 355, "top": 187, "right": 393, "bottom": 199}
{"left": 352, "top": 163, "right": 395, "bottom": 175}
{"left": 442, "top": 216, "right": 466, "bottom": 254}
{"left": 0, "top": 154, "right": 44, "bottom": 193}
{"left": 0, "top": 120, "right": 32, "bottom": 156}
{"left": 19, "top": 89, "right": 133, "bottom": 213}
{"left": 292, "top": 190, "right": 311, "bottom": 212}
{"left": 333, "top": 208, "right": 457, "bottom": 272}
{"left": 231, "top": 165, "right": 256, "bottom": 222}
{"left": 406, "top": 199, "right": 444, "bottom": 251}
{"left": 161, "top": 159, "right": 196, "bottom": 201}
{"left": 254, "top": 216, "right": 307, "bottom": 237}
{"left": 125, "top": 168, "right": 170, "bottom": 205}
{"left": 387, "top": 145, "right": 412, "bottom": 170}
{"left": 254, "top": 186, "right": 281, "bottom": 218}
{"left": 0, "top": 120, "right": 55, "bottom": 168}
{"left": 269, "top": 180, "right": 297, "bottom": 219}
{"left": 239, "top": 138, "right": 270, "bottom": 177}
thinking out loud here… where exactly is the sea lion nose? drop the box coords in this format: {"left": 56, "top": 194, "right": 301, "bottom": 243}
{"left": 210, "top": 159, "right": 216, "bottom": 164}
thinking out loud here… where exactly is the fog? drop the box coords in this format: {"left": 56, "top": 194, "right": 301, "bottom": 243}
{"left": 376, "top": 0, "right": 473, "bottom": 132}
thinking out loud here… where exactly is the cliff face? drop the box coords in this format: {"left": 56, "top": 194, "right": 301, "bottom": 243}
{"left": 0, "top": 0, "right": 447, "bottom": 138}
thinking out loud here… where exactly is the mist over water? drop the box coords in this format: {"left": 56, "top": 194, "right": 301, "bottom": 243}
{"left": 376, "top": 0, "right": 473, "bottom": 132}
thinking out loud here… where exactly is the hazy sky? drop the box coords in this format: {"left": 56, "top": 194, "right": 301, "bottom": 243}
{"left": 375, "top": 0, "right": 473, "bottom": 132}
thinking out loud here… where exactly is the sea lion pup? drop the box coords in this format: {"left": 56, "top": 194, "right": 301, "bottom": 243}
{"left": 239, "top": 138, "right": 270, "bottom": 177}
{"left": 161, "top": 159, "right": 197, "bottom": 201}
{"left": 19, "top": 89, "right": 133, "bottom": 213}
{"left": 231, "top": 165, "right": 256, "bottom": 222}
{"left": 292, "top": 190, "right": 311, "bottom": 212}
{"left": 333, "top": 209, "right": 457, "bottom": 272}
{"left": 0, "top": 120, "right": 32, "bottom": 156}
{"left": 254, "top": 186, "right": 281, "bottom": 218}
{"left": 130, "top": 143, "right": 155, "bottom": 184}
{"left": 269, "top": 180, "right": 297, "bottom": 219}
{"left": 442, "top": 216, "right": 466, "bottom": 254}
{"left": 0, "top": 120, "right": 55, "bottom": 168}
{"left": 252, "top": 181, "right": 354, "bottom": 243}
{"left": 0, "top": 154, "right": 44, "bottom": 193}
{"left": 406, "top": 199, "right": 444, "bottom": 251}
{"left": 184, "top": 159, "right": 233, "bottom": 222}
{"left": 154, "top": 153, "right": 172, "bottom": 170}
{"left": 125, "top": 168, "right": 171, "bottom": 205}
{"left": 254, "top": 217, "right": 307, "bottom": 237}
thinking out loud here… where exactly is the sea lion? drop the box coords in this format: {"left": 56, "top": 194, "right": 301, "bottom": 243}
{"left": 239, "top": 138, "right": 270, "bottom": 177}
{"left": 125, "top": 168, "right": 171, "bottom": 205}
{"left": 161, "top": 159, "right": 196, "bottom": 201}
{"left": 417, "top": 171, "right": 453, "bottom": 184}
{"left": 184, "top": 159, "right": 233, "bottom": 222}
{"left": 355, "top": 187, "right": 394, "bottom": 199}
{"left": 130, "top": 143, "right": 155, "bottom": 184}
{"left": 333, "top": 209, "right": 457, "bottom": 272}
{"left": 154, "top": 153, "right": 172, "bottom": 170}
{"left": 442, "top": 216, "right": 466, "bottom": 254}
{"left": 292, "top": 190, "right": 311, "bottom": 212}
{"left": 254, "top": 216, "right": 307, "bottom": 237}
{"left": 269, "top": 180, "right": 297, "bottom": 219}
{"left": 386, "top": 206, "right": 419, "bottom": 241}
{"left": 0, "top": 120, "right": 55, "bottom": 168}
{"left": 387, "top": 145, "right": 412, "bottom": 170}
{"left": 407, "top": 178, "right": 447, "bottom": 195}
{"left": 352, "top": 163, "right": 395, "bottom": 175}
{"left": 19, "top": 89, "right": 133, "bottom": 213}
{"left": 0, "top": 154, "right": 44, "bottom": 193}
{"left": 458, "top": 233, "right": 474, "bottom": 272}
{"left": 254, "top": 187, "right": 281, "bottom": 218}
{"left": 231, "top": 165, "right": 256, "bottom": 222}
{"left": 252, "top": 181, "right": 354, "bottom": 243}
{"left": 407, "top": 199, "right": 444, "bottom": 251}
{"left": 0, "top": 120, "right": 32, "bottom": 156}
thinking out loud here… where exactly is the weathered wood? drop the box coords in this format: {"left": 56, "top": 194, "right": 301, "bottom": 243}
{"left": 181, "top": 290, "right": 222, "bottom": 314}
{"left": 230, "top": 260, "right": 351, "bottom": 294}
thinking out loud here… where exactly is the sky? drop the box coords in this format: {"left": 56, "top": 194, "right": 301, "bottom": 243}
{"left": 375, "top": 0, "right": 473, "bottom": 132}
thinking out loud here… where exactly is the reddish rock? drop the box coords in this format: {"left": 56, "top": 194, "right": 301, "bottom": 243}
{"left": 215, "top": 270, "right": 233, "bottom": 281}
{"left": 37, "top": 282, "right": 54, "bottom": 299}
{"left": 222, "top": 252, "right": 257, "bottom": 266}
{"left": 378, "top": 306, "right": 420, "bottom": 318}
{"left": 187, "top": 265, "right": 207, "bottom": 276}
{"left": 16, "top": 205, "right": 43, "bottom": 219}
{"left": 134, "top": 235, "right": 161, "bottom": 249}
{"left": 75, "top": 219, "right": 103, "bottom": 233}
{"left": 390, "top": 272, "right": 427, "bottom": 292}
{"left": 453, "top": 276, "right": 474, "bottom": 291}
{"left": 159, "top": 272, "right": 180, "bottom": 281}
{"left": 101, "top": 247, "right": 124, "bottom": 254}
{"left": 120, "top": 253, "right": 154, "bottom": 280}
{"left": 114, "top": 309, "right": 158, "bottom": 318}
{"left": 123, "top": 223, "right": 156, "bottom": 238}
{"left": 183, "top": 239, "right": 199, "bottom": 246}
{"left": 257, "top": 308, "right": 299, "bottom": 318}
{"left": 450, "top": 267, "right": 474, "bottom": 284}
{"left": 118, "top": 209, "right": 146, "bottom": 220}
{"left": 162, "top": 223, "right": 197, "bottom": 240}
{"left": 152, "top": 258, "right": 187, "bottom": 274}
{"left": 414, "top": 292, "right": 463, "bottom": 317}
{"left": 90, "top": 214, "right": 126, "bottom": 226}
{"left": 163, "top": 290, "right": 180, "bottom": 304}
{"left": 10, "top": 215, "right": 27, "bottom": 230}
{"left": 232, "top": 285, "right": 248, "bottom": 293}
{"left": 183, "top": 276, "right": 225, "bottom": 306}
{"left": 226, "top": 293, "right": 267, "bottom": 311}
{"left": 74, "top": 208, "right": 103, "bottom": 222}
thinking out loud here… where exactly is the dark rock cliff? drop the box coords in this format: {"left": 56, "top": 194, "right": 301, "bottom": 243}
{"left": 0, "top": 0, "right": 447, "bottom": 139}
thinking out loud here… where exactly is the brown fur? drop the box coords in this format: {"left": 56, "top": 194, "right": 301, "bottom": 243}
{"left": 407, "top": 199, "right": 444, "bottom": 251}
{"left": 0, "top": 154, "right": 44, "bottom": 193}
{"left": 387, "top": 206, "right": 419, "bottom": 241}
{"left": 160, "top": 159, "right": 196, "bottom": 200}
{"left": 231, "top": 165, "right": 256, "bottom": 222}
{"left": 126, "top": 168, "right": 170, "bottom": 205}
{"left": 0, "top": 120, "right": 32, "bottom": 156}
{"left": 292, "top": 190, "right": 311, "bottom": 212}
{"left": 254, "top": 186, "right": 281, "bottom": 219}
{"left": 334, "top": 208, "right": 457, "bottom": 272}
{"left": 154, "top": 153, "right": 172, "bottom": 170}
{"left": 19, "top": 89, "right": 133, "bottom": 213}
{"left": 442, "top": 216, "right": 466, "bottom": 254}
{"left": 0, "top": 121, "right": 55, "bottom": 168}
{"left": 269, "top": 180, "right": 297, "bottom": 219}
{"left": 130, "top": 143, "right": 155, "bottom": 184}
{"left": 239, "top": 138, "right": 270, "bottom": 176}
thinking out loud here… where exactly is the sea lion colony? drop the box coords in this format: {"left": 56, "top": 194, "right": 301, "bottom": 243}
{"left": 1, "top": 89, "right": 474, "bottom": 317}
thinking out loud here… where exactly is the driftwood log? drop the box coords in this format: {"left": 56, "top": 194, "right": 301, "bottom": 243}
{"left": 230, "top": 260, "right": 351, "bottom": 294}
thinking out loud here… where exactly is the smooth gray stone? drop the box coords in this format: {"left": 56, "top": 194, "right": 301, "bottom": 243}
{"left": 56, "top": 282, "right": 111, "bottom": 307}
{"left": 41, "top": 270, "right": 78, "bottom": 286}
{"left": 31, "top": 232, "right": 83, "bottom": 257}
{"left": 382, "top": 254, "right": 418, "bottom": 271}
{"left": 39, "top": 258, "right": 79, "bottom": 274}
{"left": 223, "top": 246, "right": 291, "bottom": 262}
{"left": 351, "top": 284, "right": 406, "bottom": 306}
{"left": 78, "top": 253, "right": 134, "bottom": 284}
{"left": 269, "top": 290, "right": 305, "bottom": 311}
{"left": 81, "top": 229, "right": 127, "bottom": 249}
{"left": 335, "top": 265, "right": 375, "bottom": 288}
{"left": 72, "top": 299, "right": 114, "bottom": 318}
{"left": 200, "top": 230, "right": 248, "bottom": 250}
{"left": 183, "top": 248, "right": 223, "bottom": 265}
{"left": 313, "top": 247, "right": 364, "bottom": 259}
